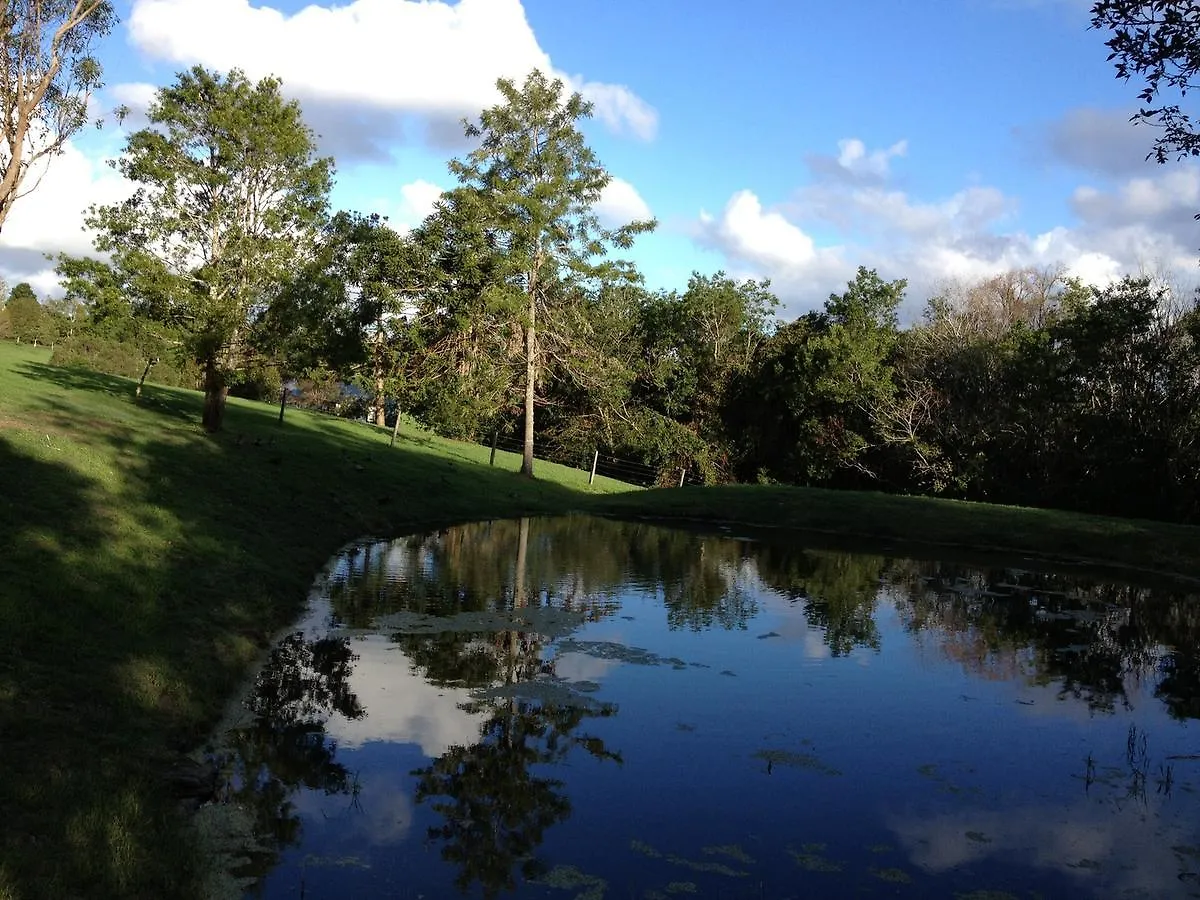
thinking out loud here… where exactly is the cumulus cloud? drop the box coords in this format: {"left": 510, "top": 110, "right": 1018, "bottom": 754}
{"left": 595, "top": 177, "right": 652, "bottom": 227}
{"left": 691, "top": 135, "right": 1200, "bottom": 320}
{"left": 807, "top": 137, "right": 908, "bottom": 184}
{"left": 0, "top": 138, "right": 133, "bottom": 296}
{"left": 123, "top": 0, "right": 657, "bottom": 159}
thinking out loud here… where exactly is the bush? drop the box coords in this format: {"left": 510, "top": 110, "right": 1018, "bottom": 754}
{"left": 51, "top": 334, "right": 201, "bottom": 389}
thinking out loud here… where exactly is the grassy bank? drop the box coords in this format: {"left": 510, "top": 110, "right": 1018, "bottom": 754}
{"left": 3, "top": 341, "right": 1200, "bottom": 898}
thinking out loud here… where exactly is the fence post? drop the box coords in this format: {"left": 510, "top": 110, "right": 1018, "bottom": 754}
{"left": 678, "top": 468, "right": 686, "bottom": 487}
{"left": 490, "top": 428, "right": 499, "bottom": 466}
{"left": 589, "top": 450, "right": 599, "bottom": 485}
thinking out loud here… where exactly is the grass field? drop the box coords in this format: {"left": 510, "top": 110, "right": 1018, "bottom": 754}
{"left": 2, "top": 339, "right": 1199, "bottom": 899}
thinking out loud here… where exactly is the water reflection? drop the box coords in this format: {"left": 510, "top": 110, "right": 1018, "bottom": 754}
{"left": 414, "top": 697, "right": 620, "bottom": 898}
{"left": 214, "top": 515, "right": 1200, "bottom": 898}
{"left": 219, "top": 633, "right": 365, "bottom": 884}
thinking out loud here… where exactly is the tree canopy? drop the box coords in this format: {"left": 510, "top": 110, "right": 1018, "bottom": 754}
{"left": 83, "top": 65, "right": 333, "bottom": 430}
{"left": 430, "top": 70, "right": 654, "bottom": 477}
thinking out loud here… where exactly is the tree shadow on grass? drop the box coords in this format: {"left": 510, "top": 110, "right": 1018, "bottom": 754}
{"left": 0, "top": 361, "right": 596, "bottom": 899}
{"left": 16, "top": 360, "right": 201, "bottom": 425}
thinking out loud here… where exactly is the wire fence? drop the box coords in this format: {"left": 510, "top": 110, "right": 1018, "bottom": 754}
{"left": 480, "top": 431, "right": 705, "bottom": 488}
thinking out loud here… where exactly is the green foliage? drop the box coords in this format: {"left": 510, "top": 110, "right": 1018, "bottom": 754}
{"left": 262, "top": 211, "right": 423, "bottom": 424}
{"left": 86, "top": 65, "right": 332, "bottom": 430}
{"left": 729, "top": 267, "right": 904, "bottom": 485}
{"left": 50, "top": 332, "right": 199, "bottom": 388}
{"left": 432, "top": 69, "right": 654, "bottom": 476}
{"left": 1091, "top": 1, "right": 1200, "bottom": 165}
{"left": 8, "top": 281, "right": 36, "bottom": 304}
{"left": 6, "top": 291, "right": 53, "bottom": 344}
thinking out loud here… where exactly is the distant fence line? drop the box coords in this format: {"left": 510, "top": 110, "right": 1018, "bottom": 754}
{"left": 480, "top": 431, "right": 704, "bottom": 488}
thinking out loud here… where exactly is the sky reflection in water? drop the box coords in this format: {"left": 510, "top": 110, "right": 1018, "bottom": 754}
{"left": 220, "top": 515, "right": 1200, "bottom": 899}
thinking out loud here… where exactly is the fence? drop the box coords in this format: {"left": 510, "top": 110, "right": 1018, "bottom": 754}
{"left": 480, "top": 431, "right": 705, "bottom": 488}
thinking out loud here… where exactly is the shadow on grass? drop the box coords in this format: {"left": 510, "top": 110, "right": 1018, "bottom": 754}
{"left": 0, "top": 360, "right": 594, "bottom": 900}
{"left": 17, "top": 361, "right": 200, "bottom": 425}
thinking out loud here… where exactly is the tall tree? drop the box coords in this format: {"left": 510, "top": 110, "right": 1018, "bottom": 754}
{"left": 85, "top": 66, "right": 332, "bottom": 431}
{"left": 261, "top": 211, "right": 423, "bottom": 427}
{"left": 1091, "top": 1, "right": 1200, "bottom": 165}
{"left": 440, "top": 70, "right": 654, "bottom": 477}
{"left": 0, "top": 1, "right": 116, "bottom": 234}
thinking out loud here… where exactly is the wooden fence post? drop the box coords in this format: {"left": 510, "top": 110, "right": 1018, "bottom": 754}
{"left": 490, "top": 428, "right": 499, "bottom": 466}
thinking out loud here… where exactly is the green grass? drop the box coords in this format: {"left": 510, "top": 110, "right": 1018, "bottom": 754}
{"left": 2, "top": 339, "right": 1200, "bottom": 899}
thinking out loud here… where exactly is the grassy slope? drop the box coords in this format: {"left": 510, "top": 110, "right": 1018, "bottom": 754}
{"left": 3, "top": 341, "right": 1200, "bottom": 898}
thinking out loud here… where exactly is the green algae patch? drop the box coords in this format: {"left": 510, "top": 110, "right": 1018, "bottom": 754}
{"left": 556, "top": 639, "right": 692, "bottom": 668}
{"left": 530, "top": 864, "right": 607, "bottom": 899}
{"left": 665, "top": 854, "right": 749, "bottom": 877}
{"left": 872, "top": 866, "right": 912, "bottom": 883}
{"left": 965, "top": 830, "right": 992, "bottom": 844}
{"left": 788, "top": 844, "right": 843, "bottom": 872}
{"left": 702, "top": 844, "right": 755, "bottom": 864}
{"left": 665, "top": 883, "right": 697, "bottom": 894}
{"left": 376, "top": 606, "right": 587, "bottom": 639}
{"left": 754, "top": 748, "right": 842, "bottom": 776}
{"left": 631, "top": 839, "right": 663, "bottom": 858}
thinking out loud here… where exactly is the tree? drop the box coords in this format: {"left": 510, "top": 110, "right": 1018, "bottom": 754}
{"left": 1091, "top": 1, "right": 1200, "bottom": 165}
{"left": 55, "top": 254, "right": 180, "bottom": 396}
{"left": 261, "top": 211, "right": 423, "bottom": 428}
{"left": 0, "top": 1, "right": 117, "bottom": 234}
{"left": 729, "top": 268, "right": 905, "bottom": 486}
{"left": 440, "top": 70, "right": 654, "bottom": 477}
{"left": 86, "top": 66, "right": 332, "bottom": 431}
{"left": 6, "top": 282, "right": 49, "bottom": 343}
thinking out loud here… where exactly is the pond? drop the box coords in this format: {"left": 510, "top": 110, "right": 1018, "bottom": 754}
{"left": 206, "top": 515, "right": 1200, "bottom": 899}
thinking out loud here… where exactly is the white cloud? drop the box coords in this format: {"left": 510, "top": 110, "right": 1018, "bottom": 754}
{"left": 699, "top": 189, "right": 818, "bottom": 269}
{"left": 836, "top": 138, "right": 908, "bottom": 179}
{"left": 0, "top": 138, "right": 134, "bottom": 295}
{"left": 595, "top": 177, "right": 652, "bottom": 227}
{"left": 398, "top": 179, "right": 444, "bottom": 228}
{"left": 325, "top": 634, "right": 487, "bottom": 756}
{"left": 124, "top": 0, "right": 657, "bottom": 155}
{"left": 691, "top": 136, "right": 1200, "bottom": 320}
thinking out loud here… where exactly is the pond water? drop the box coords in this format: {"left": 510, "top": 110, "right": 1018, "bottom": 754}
{"left": 212, "top": 515, "right": 1200, "bottom": 899}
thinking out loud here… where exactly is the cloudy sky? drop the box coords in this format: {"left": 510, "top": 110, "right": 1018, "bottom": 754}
{"left": 4, "top": 0, "right": 1198, "bottom": 320}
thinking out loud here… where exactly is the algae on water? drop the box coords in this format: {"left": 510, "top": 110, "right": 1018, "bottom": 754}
{"left": 754, "top": 748, "right": 842, "bottom": 776}
{"left": 702, "top": 844, "right": 755, "bottom": 864}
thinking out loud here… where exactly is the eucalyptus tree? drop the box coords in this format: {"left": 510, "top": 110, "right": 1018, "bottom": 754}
{"left": 85, "top": 66, "right": 333, "bottom": 431}
{"left": 0, "top": 1, "right": 116, "bottom": 234}
{"left": 436, "top": 70, "right": 654, "bottom": 477}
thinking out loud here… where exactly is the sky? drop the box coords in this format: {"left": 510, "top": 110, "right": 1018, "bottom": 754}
{"left": 3, "top": 0, "right": 1198, "bottom": 321}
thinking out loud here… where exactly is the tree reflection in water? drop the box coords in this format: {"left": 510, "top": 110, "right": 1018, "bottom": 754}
{"left": 413, "top": 696, "right": 619, "bottom": 898}
{"left": 220, "top": 632, "right": 365, "bottom": 884}
{"left": 222, "top": 516, "right": 1200, "bottom": 898}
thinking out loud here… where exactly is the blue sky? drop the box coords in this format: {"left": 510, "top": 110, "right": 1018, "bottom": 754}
{"left": 2, "top": 0, "right": 1195, "bottom": 320}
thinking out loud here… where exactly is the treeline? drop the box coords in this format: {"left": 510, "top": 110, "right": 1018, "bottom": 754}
{"left": 7, "top": 64, "right": 1199, "bottom": 524}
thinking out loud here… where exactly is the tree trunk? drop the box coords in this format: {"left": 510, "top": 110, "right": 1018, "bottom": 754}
{"left": 136, "top": 357, "right": 157, "bottom": 399}
{"left": 373, "top": 319, "right": 387, "bottom": 427}
{"left": 390, "top": 396, "right": 402, "bottom": 447}
{"left": 202, "top": 357, "right": 229, "bottom": 432}
{"left": 521, "top": 303, "right": 537, "bottom": 478}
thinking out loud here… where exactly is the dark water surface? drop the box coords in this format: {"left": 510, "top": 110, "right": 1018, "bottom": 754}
{"left": 217, "top": 515, "right": 1200, "bottom": 899}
